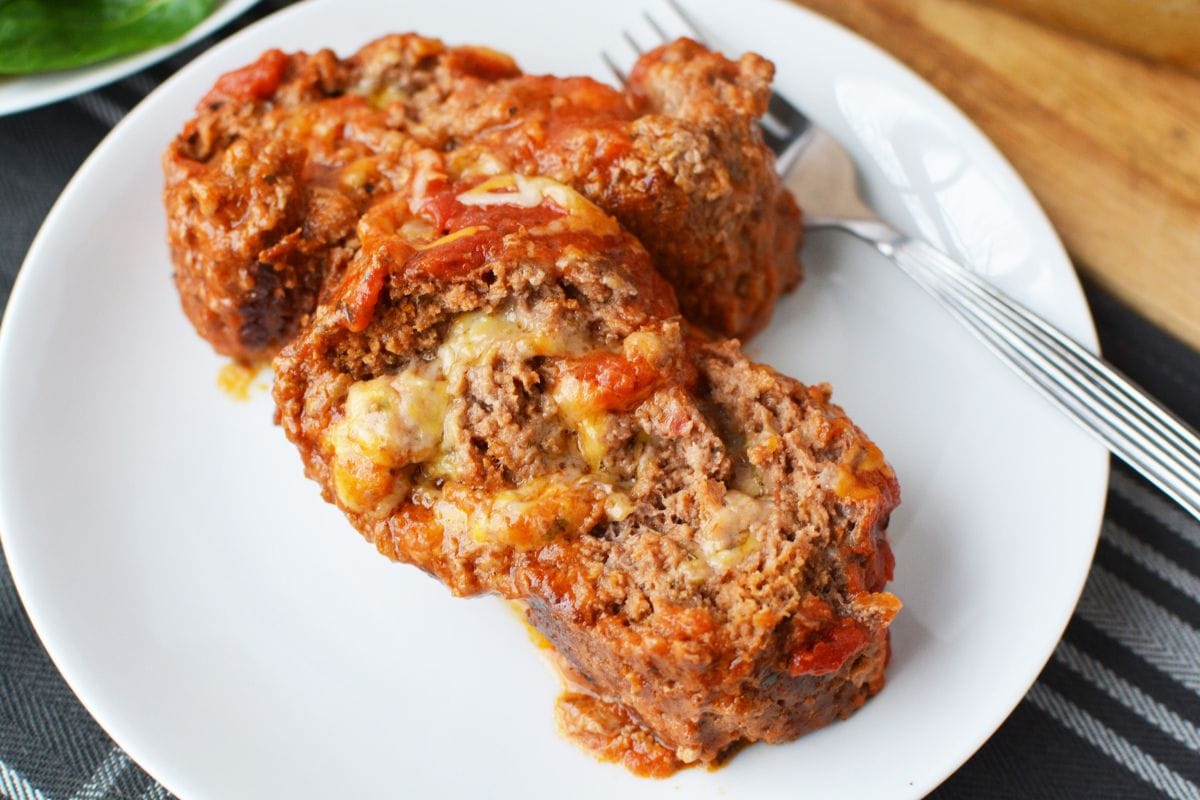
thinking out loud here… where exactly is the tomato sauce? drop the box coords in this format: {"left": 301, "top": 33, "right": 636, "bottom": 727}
{"left": 559, "top": 351, "right": 665, "bottom": 413}
{"left": 788, "top": 617, "right": 873, "bottom": 677}
{"left": 202, "top": 49, "right": 289, "bottom": 107}
{"left": 417, "top": 184, "right": 565, "bottom": 233}
{"left": 787, "top": 595, "right": 875, "bottom": 677}
{"left": 403, "top": 228, "right": 505, "bottom": 280}
{"left": 555, "top": 692, "right": 684, "bottom": 779}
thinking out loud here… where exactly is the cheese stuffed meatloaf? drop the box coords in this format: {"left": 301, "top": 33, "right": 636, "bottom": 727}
{"left": 164, "top": 34, "right": 800, "bottom": 362}
{"left": 272, "top": 148, "right": 899, "bottom": 773}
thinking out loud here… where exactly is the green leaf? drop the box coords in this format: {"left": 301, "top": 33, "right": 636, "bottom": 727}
{"left": 0, "top": 0, "right": 219, "bottom": 74}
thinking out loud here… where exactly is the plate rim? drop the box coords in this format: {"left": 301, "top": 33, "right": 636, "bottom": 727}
{"left": 0, "top": 0, "right": 1109, "bottom": 796}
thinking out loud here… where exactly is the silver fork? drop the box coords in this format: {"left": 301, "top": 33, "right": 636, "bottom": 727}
{"left": 605, "top": 0, "right": 1200, "bottom": 521}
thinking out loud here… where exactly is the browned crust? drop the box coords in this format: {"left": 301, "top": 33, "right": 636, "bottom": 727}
{"left": 271, "top": 170, "right": 897, "bottom": 766}
{"left": 163, "top": 34, "right": 801, "bottom": 361}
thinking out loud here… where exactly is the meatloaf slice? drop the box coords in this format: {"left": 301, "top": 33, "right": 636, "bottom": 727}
{"left": 420, "top": 37, "right": 803, "bottom": 339}
{"left": 162, "top": 35, "right": 522, "bottom": 361}
{"left": 164, "top": 34, "right": 800, "bottom": 362}
{"left": 272, "top": 161, "right": 899, "bottom": 770}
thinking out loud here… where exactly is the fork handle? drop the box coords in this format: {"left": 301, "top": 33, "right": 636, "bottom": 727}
{"left": 834, "top": 219, "right": 1200, "bottom": 521}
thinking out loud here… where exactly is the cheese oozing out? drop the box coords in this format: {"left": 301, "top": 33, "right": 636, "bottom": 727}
{"left": 325, "top": 368, "right": 448, "bottom": 516}
{"left": 325, "top": 306, "right": 771, "bottom": 576}
{"left": 323, "top": 303, "right": 638, "bottom": 543}
{"left": 699, "top": 490, "right": 768, "bottom": 569}
{"left": 550, "top": 376, "right": 612, "bottom": 475}
{"left": 323, "top": 171, "right": 781, "bottom": 563}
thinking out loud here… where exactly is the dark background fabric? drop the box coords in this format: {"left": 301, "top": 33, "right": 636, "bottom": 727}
{"left": 1, "top": 3, "right": 1197, "bottom": 797}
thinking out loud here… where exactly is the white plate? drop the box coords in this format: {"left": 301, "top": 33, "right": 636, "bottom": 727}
{"left": 0, "top": 0, "right": 1108, "bottom": 797}
{"left": 0, "top": 0, "right": 259, "bottom": 116}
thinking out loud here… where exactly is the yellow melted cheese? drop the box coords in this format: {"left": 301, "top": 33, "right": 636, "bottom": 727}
{"left": 216, "top": 361, "right": 267, "bottom": 401}
{"left": 434, "top": 474, "right": 627, "bottom": 551}
{"left": 549, "top": 330, "right": 671, "bottom": 475}
{"left": 456, "top": 174, "right": 620, "bottom": 236}
{"left": 326, "top": 305, "right": 637, "bottom": 541}
{"left": 446, "top": 145, "right": 509, "bottom": 181}
{"left": 696, "top": 490, "right": 767, "bottom": 572}
{"left": 417, "top": 225, "right": 488, "bottom": 250}
{"left": 833, "top": 441, "right": 892, "bottom": 502}
{"left": 325, "top": 368, "right": 448, "bottom": 517}
{"left": 732, "top": 430, "right": 782, "bottom": 498}
{"left": 438, "top": 311, "right": 554, "bottom": 373}
{"left": 551, "top": 376, "right": 611, "bottom": 475}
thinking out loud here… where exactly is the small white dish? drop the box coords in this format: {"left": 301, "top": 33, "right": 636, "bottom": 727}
{"left": 0, "top": 0, "right": 259, "bottom": 116}
{"left": 0, "top": 0, "right": 1107, "bottom": 797}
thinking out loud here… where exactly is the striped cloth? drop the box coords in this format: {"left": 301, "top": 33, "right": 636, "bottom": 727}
{"left": 0, "top": 3, "right": 1197, "bottom": 797}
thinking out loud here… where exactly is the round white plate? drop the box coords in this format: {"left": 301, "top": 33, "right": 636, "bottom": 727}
{"left": 0, "top": 0, "right": 259, "bottom": 116}
{"left": 0, "top": 0, "right": 1108, "bottom": 797}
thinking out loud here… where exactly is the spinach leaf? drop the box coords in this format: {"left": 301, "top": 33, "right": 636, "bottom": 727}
{"left": 0, "top": 0, "right": 218, "bottom": 74}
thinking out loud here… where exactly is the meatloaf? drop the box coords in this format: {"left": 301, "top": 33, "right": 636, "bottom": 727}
{"left": 162, "top": 35, "right": 521, "bottom": 362}
{"left": 415, "top": 36, "right": 802, "bottom": 339}
{"left": 272, "top": 161, "right": 898, "bottom": 771}
{"left": 164, "top": 34, "right": 800, "bottom": 362}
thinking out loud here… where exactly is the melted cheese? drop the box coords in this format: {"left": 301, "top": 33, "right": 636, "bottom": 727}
{"left": 551, "top": 376, "right": 611, "bottom": 474}
{"left": 604, "top": 491, "right": 634, "bottom": 522}
{"left": 446, "top": 145, "right": 509, "bottom": 180}
{"left": 621, "top": 330, "right": 669, "bottom": 367}
{"left": 398, "top": 216, "right": 437, "bottom": 247}
{"left": 417, "top": 224, "right": 488, "bottom": 250}
{"left": 410, "top": 148, "right": 448, "bottom": 207}
{"left": 438, "top": 310, "right": 591, "bottom": 375}
{"left": 340, "top": 371, "right": 446, "bottom": 462}
{"left": 549, "top": 332, "right": 668, "bottom": 474}
{"left": 456, "top": 173, "right": 620, "bottom": 236}
{"left": 326, "top": 307, "right": 639, "bottom": 539}
{"left": 216, "top": 360, "right": 266, "bottom": 401}
{"left": 697, "top": 490, "right": 767, "bottom": 571}
{"left": 732, "top": 430, "right": 782, "bottom": 497}
{"left": 433, "top": 499, "right": 470, "bottom": 537}
{"left": 833, "top": 441, "right": 892, "bottom": 502}
{"left": 438, "top": 475, "right": 612, "bottom": 551}
{"left": 438, "top": 312, "right": 536, "bottom": 372}
{"left": 457, "top": 173, "right": 553, "bottom": 208}
{"left": 339, "top": 156, "right": 379, "bottom": 191}
{"left": 366, "top": 84, "right": 407, "bottom": 110}
{"left": 324, "top": 368, "right": 448, "bottom": 516}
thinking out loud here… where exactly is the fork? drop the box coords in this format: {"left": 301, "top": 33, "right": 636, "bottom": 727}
{"left": 604, "top": 0, "right": 1200, "bottom": 521}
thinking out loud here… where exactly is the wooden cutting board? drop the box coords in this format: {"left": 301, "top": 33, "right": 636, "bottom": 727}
{"left": 791, "top": 0, "right": 1200, "bottom": 352}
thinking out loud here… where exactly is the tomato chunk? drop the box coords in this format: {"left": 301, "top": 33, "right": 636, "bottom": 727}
{"left": 789, "top": 617, "right": 872, "bottom": 677}
{"left": 202, "top": 49, "right": 289, "bottom": 107}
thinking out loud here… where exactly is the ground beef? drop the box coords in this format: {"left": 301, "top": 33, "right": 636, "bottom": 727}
{"left": 163, "top": 34, "right": 800, "bottom": 361}
{"left": 163, "top": 35, "right": 517, "bottom": 360}
{"left": 271, "top": 161, "right": 897, "bottom": 768}
{"left": 419, "top": 37, "right": 802, "bottom": 338}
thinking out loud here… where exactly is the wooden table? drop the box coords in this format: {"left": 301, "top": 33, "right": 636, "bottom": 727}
{"left": 793, "top": 0, "right": 1200, "bottom": 352}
